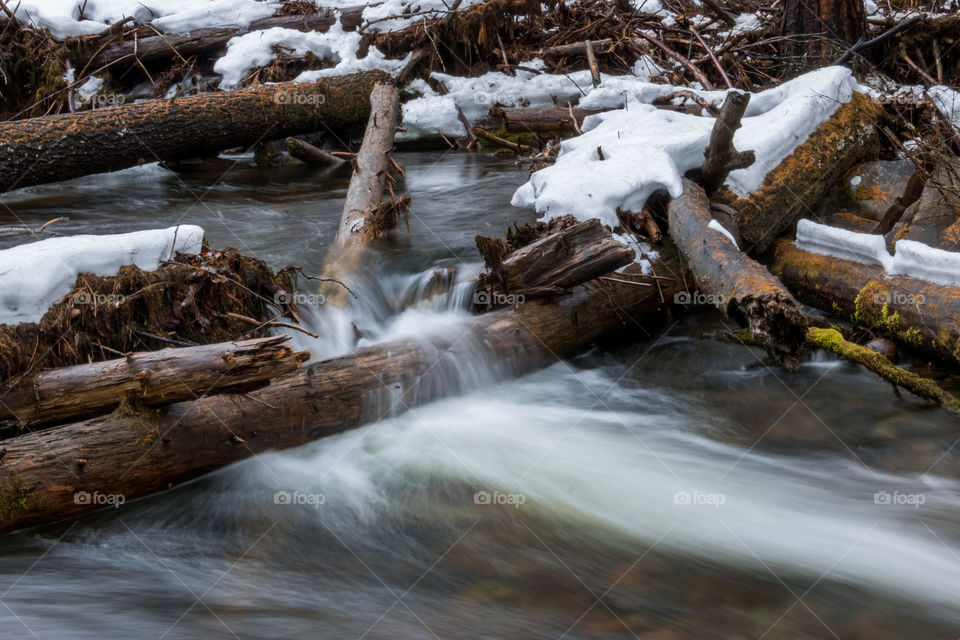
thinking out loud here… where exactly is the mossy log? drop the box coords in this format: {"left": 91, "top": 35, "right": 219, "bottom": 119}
{"left": 0, "top": 70, "right": 389, "bottom": 193}
{"left": 668, "top": 180, "right": 808, "bottom": 368}
{"left": 0, "top": 336, "right": 308, "bottom": 429}
{"left": 713, "top": 93, "right": 883, "bottom": 254}
{"left": 770, "top": 239, "right": 960, "bottom": 367}
{"left": 0, "top": 248, "right": 683, "bottom": 534}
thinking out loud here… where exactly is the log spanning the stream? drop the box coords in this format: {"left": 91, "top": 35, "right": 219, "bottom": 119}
{"left": 0, "top": 336, "right": 308, "bottom": 429}
{"left": 0, "top": 70, "right": 389, "bottom": 193}
{"left": 770, "top": 239, "right": 960, "bottom": 367}
{"left": 0, "top": 248, "right": 684, "bottom": 534}
{"left": 668, "top": 180, "right": 808, "bottom": 368}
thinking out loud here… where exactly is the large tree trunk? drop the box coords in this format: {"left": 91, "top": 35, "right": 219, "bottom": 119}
{"left": 780, "top": 0, "right": 867, "bottom": 63}
{"left": 0, "top": 248, "right": 683, "bottom": 534}
{"left": 669, "top": 180, "right": 808, "bottom": 367}
{"left": 1, "top": 336, "right": 307, "bottom": 429}
{"left": 712, "top": 93, "right": 882, "bottom": 255}
{"left": 770, "top": 239, "right": 960, "bottom": 367}
{"left": 0, "top": 70, "right": 389, "bottom": 193}
{"left": 86, "top": 9, "right": 367, "bottom": 71}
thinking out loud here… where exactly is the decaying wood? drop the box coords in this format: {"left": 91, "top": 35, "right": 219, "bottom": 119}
{"left": 490, "top": 219, "right": 635, "bottom": 296}
{"left": 585, "top": 40, "right": 601, "bottom": 87}
{"left": 489, "top": 106, "right": 604, "bottom": 132}
{"left": 712, "top": 93, "right": 883, "bottom": 254}
{"left": 668, "top": 180, "right": 808, "bottom": 368}
{"left": 473, "top": 127, "right": 536, "bottom": 154}
{"left": 771, "top": 239, "right": 960, "bottom": 367}
{"left": 86, "top": 9, "right": 367, "bottom": 71}
{"left": 0, "top": 247, "right": 684, "bottom": 534}
{"left": 0, "top": 71, "right": 390, "bottom": 193}
{"left": 699, "top": 92, "right": 755, "bottom": 195}
{"left": 285, "top": 137, "right": 346, "bottom": 166}
{"left": 0, "top": 336, "right": 308, "bottom": 429}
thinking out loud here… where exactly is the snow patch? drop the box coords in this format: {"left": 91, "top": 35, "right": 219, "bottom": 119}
{"left": 795, "top": 219, "right": 892, "bottom": 269}
{"left": 0, "top": 225, "right": 204, "bottom": 325}
{"left": 928, "top": 85, "right": 960, "bottom": 133}
{"left": 889, "top": 240, "right": 960, "bottom": 287}
{"left": 708, "top": 219, "right": 738, "bottom": 250}
{"left": 512, "top": 67, "right": 856, "bottom": 228}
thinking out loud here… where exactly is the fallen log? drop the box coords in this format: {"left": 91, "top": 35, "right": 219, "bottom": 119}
{"left": 0, "top": 248, "right": 684, "bottom": 534}
{"left": 712, "top": 93, "right": 883, "bottom": 254}
{"left": 1, "top": 336, "right": 308, "bottom": 429}
{"left": 483, "top": 219, "right": 635, "bottom": 297}
{"left": 473, "top": 127, "right": 536, "bottom": 154}
{"left": 540, "top": 38, "right": 613, "bottom": 59}
{"left": 770, "top": 239, "right": 960, "bottom": 367}
{"left": 669, "top": 180, "right": 808, "bottom": 367}
{"left": 490, "top": 105, "right": 605, "bottom": 132}
{"left": 0, "top": 70, "right": 389, "bottom": 193}
{"left": 85, "top": 9, "right": 367, "bottom": 71}
{"left": 285, "top": 137, "right": 346, "bottom": 167}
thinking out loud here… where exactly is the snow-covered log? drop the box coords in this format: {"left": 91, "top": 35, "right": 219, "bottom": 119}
{"left": 0, "top": 71, "right": 390, "bottom": 193}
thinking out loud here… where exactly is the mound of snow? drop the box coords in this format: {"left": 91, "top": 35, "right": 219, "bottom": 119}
{"left": 795, "top": 219, "right": 892, "bottom": 269}
{"left": 0, "top": 225, "right": 204, "bottom": 325}
{"left": 928, "top": 85, "right": 960, "bottom": 133}
{"left": 889, "top": 239, "right": 960, "bottom": 287}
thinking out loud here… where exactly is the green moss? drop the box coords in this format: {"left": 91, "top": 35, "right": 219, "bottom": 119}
{"left": 107, "top": 396, "right": 161, "bottom": 450}
{"left": 0, "top": 475, "right": 34, "bottom": 522}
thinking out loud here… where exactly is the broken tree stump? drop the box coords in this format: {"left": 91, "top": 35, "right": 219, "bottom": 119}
{"left": 1, "top": 336, "right": 308, "bottom": 429}
{"left": 699, "top": 92, "right": 755, "bottom": 195}
{"left": 0, "top": 70, "right": 389, "bottom": 193}
{"left": 669, "top": 180, "right": 808, "bottom": 368}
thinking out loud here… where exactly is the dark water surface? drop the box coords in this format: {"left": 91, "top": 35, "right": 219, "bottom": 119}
{"left": 1, "top": 152, "right": 959, "bottom": 639}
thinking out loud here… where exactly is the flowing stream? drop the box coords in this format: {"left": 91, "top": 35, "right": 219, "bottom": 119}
{"left": 1, "top": 152, "right": 959, "bottom": 639}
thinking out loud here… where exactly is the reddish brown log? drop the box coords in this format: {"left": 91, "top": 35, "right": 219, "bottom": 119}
{"left": 490, "top": 106, "right": 605, "bottom": 132}
{"left": 0, "top": 336, "right": 307, "bottom": 428}
{"left": 780, "top": 0, "right": 867, "bottom": 62}
{"left": 0, "top": 71, "right": 389, "bottom": 193}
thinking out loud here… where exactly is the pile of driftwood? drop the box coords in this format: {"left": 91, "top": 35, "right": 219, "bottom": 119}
{"left": 0, "top": 0, "right": 958, "bottom": 535}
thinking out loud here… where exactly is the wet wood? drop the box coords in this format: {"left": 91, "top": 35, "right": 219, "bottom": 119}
{"left": 0, "top": 71, "right": 390, "bottom": 193}
{"left": 0, "top": 247, "right": 684, "bottom": 534}
{"left": 669, "top": 180, "right": 808, "bottom": 368}
{"left": 0, "top": 336, "right": 307, "bottom": 429}
{"left": 770, "top": 239, "right": 960, "bottom": 367}
{"left": 285, "top": 137, "right": 346, "bottom": 166}
{"left": 490, "top": 106, "right": 605, "bottom": 133}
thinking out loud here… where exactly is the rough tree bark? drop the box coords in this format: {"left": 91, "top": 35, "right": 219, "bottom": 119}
{"left": 0, "top": 70, "right": 389, "bottom": 193}
{"left": 0, "top": 336, "right": 308, "bottom": 429}
{"left": 780, "top": 0, "right": 867, "bottom": 62}
{"left": 699, "top": 92, "right": 755, "bottom": 195}
{"left": 669, "top": 180, "right": 808, "bottom": 367}
{"left": 770, "top": 239, "right": 960, "bottom": 367}
{"left": 0, "top": 248, "right": 684, "bottom": 534}
{"left": 490, "top": 106, "right": 605, "bottom": 132}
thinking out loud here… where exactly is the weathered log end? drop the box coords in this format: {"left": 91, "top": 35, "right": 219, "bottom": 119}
{"left": 732, "top": 292, "right": 810, "bottom": 370}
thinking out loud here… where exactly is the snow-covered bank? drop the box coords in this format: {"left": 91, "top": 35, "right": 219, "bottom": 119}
{"left": 795, "top": 219, "right": 960, "bottom": 288}
{"left": 928, "top": 85, "right": 960, "bottom": 134}
{"left": 0, "top": 225, "right": 204, "bottom": 325}
{"left": 13, "top": 0, "right": 278, "bottom": 39}
{"left": 511, "top": 67, "right": 857, "bottom": 228}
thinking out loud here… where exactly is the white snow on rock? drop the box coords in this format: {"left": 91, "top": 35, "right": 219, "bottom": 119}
{"left": 928, "top": 85, "right": 960, "bottom": 133}
{"left": 0, "top": 225, "right": 204, "bottom": 325}
{"left": 512, "top": 66, "right": 857, "bottom": 228}
{"left": 889, "top": 240, "right": 960, "bottom": 287}
{"left": 13, "top": 0, "right": 278, "bottom": 39}
{"left": 214, "top": 22, "right": 410, "bottom": 89}
{"left": 795, "top": 219, "right": 892, "bottom": 269}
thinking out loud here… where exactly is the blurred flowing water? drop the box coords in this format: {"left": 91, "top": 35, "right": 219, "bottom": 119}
{"left": 1, "top": 152, "right": 959, "bottom": 639}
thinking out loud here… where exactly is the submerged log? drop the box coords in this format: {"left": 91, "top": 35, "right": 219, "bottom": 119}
{"left": 0, "top": 249, "right": 683, "bottom": 534}
{"left": 713, "top": 93, "right": 883, "bottom": 254}
{"left": 668, "top": 180, "right": 808, "bottom": 367}
{"left": 0, "top": 70, "right": 389, "bottom": 193}
{"left": 285, "top": 137, "right": 346, "bottom": 167}
{"left": 1, "top": 336, "right": 308, "bottom": 428}
{"left": 770, "top": 239, "right": 960, "bottom": 367}
{"left": 490, "top": 106, "right": 604, "bottom": 132}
